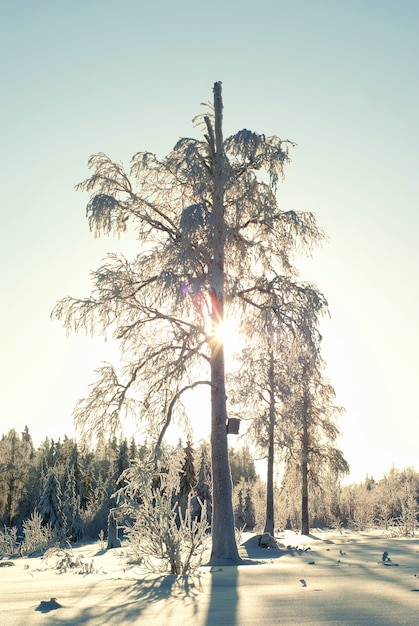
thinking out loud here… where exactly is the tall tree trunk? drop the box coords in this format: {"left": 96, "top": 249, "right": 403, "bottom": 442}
{"left": 301, "top": 399, "right": 310, "bottom": 535}
{"left": 209, "top": 325, "right": 239, "bottom": 563}
{"left": 264, "top": 350, "right": 275, "bottom": 535}
{"left": 208, "top": 82, "right": 240, "bottom": 565}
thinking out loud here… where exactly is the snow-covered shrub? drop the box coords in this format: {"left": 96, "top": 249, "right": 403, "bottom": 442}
{"left": 44, "top": 546, "right": 95, "bottom": 574}
{"left": 21, "top": 510, "right": 56, "bottom": 555}
{"left": 387, "top": 485, "right": 418, "bottom": 537}
{"left": 0, "top": 525, "right": 18, "bottom": 557}
{"left": 117, "top": 451, "right": 210, "bottom": 575}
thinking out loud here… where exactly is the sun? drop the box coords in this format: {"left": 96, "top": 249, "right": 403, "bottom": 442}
{"left": 213, "top": 318, "right": 244, "bottom": 362}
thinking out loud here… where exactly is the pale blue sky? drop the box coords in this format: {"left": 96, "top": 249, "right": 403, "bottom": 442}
{"left": 1, "top": 0, "right": 418, "bottom": 482}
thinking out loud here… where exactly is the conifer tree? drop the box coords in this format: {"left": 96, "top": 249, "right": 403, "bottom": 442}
{"left": 113, "top": 438, "right": 130, "bottom": 490}
{"left": 43, "top": 438, "right": 59, "bottom": 470}
{"left": 192, "top": 445, "right": 212, "bottom": 526}
{"left": 129, "top": 437, "right": 138, "bottom": 460}
{"left": 63, "top": 466, "right": 83, "bottom": 542}
{"left": 79, "top": 451, "right": 96, "bottom": 510}
{"left": 234, "top": 480, "right": 256, "bottom": 530}
{"left": 21, "top": 426, "right": 35, "bottom": 458}
{"left": 234, "top": 485, "right": 245, "bottom": 529}
{"left": 68, "top": 442, "right": 86, "bottom": 504}
{"left": 38, "top": 468, "right": 66, "bottom": 538}
{"left": 179, "top": 439, "right": 197, "bottom": 501}
{"left": 244, "top": 485, "right": 256, "bottom": 531}
{"left": 177, "top": 439, "right": 197, "bottom": 522}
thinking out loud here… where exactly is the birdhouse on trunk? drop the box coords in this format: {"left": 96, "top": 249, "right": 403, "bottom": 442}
{"left": 227, "top": 418, "right": 240, "bottom": 435}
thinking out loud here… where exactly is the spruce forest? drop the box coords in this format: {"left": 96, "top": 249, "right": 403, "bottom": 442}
{"left": 1, "top": 427, "right": 418, "bottom": 563}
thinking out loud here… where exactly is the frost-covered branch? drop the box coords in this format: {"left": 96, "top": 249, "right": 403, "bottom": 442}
{"left": 117, "top": 452, "right": 210, "bottom": 575}
{"left": 154, "top": 380, "right": 213, "bottom": 459}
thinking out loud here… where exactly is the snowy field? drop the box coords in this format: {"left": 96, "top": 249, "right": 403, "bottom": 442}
{"left": 0, "top": 529, "right": 418, "bottom": 626}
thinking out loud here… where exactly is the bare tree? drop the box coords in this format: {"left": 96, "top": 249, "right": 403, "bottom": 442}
{"left": 284, "top": 353, "right": 349, "bottom": 535}
{"left": 231, "top": 279, "right": 328, "bottom": 535}
{"left": 53, "top": 82, "right": 322, "bottom": 564}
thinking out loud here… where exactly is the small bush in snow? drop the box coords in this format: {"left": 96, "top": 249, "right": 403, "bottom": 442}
{"left": 21, "top": 510, "right": 57, "bottom": 556}
{"left": 117, "top": 452, "right": 210, "bottom": 575}
{"left": 44, "top": 546, "right": 95, "bottom": 574}
{"left": 0, "top": 525, "right": 18, "bottom": 557}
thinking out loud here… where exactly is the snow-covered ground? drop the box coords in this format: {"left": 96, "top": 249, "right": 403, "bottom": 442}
{"left": 0, "top": 529, "right": 418, "bottom": 625}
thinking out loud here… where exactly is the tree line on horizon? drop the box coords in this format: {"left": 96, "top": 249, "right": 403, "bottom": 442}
{"left": 0, "top": 427, "right": 417, "bottom": 555}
